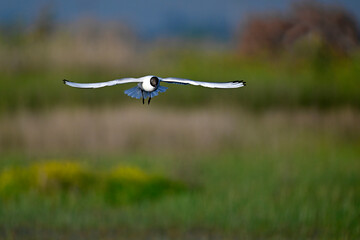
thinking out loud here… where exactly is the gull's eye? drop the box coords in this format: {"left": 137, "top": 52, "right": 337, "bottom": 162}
{"left": 150, "top": 77, "right": 159, "bottom": 87}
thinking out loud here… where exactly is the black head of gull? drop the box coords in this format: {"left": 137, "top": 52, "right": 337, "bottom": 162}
{"left": 150, "top": 76, "right": 159, "bottom": 87}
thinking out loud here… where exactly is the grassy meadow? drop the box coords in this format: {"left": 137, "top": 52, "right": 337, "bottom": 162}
{"left": 0, "top": 25, "right": 360, "bottom": 239}
{"left": 1, "top": 107, "right": 359, "bottom": 239}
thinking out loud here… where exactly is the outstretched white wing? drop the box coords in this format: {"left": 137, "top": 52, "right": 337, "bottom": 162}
{"left": 63, "top": 78, "right": 141, "bottom": 89}
{"left": 160, "top": 77, "right": 246, "bottom": 89}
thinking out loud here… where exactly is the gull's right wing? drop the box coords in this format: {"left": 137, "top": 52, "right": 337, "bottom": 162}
{"left": 160, "top": 77, "right": 246, "bottom": 89}
{"left": 63, "top": 78, "right": 142, "bottom": 89}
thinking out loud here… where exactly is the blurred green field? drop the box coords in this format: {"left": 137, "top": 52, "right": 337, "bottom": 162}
{"left": 1, "top": 14, "right": 360, "bottom": 239}
{"left": 0, "top": 108, "right": 359, "bottom": 239}
{"left": 1, "top": 50, "right": 360, "bottom": 112}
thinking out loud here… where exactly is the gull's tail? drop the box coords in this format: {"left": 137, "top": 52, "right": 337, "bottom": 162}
{"left": 124, "top": 86, "right": 168, "bottom": 99}
{"left": 124, "top": 86, "right": 143, "bottom": 99}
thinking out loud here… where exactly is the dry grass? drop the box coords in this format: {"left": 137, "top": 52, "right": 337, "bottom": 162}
{"left": 0, "top": 106, "right": 359, "bottom": 156}
{"left": 0, "top": 20, "right": 138, "bottom": 73}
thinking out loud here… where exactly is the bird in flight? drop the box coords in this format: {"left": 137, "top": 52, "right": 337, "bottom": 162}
{"left": 63, "top": 75, "right": 246, "bottom": 104}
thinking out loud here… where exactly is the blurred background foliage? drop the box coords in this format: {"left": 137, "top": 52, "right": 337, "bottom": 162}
{"left": 0, "top": 1, "right": 360, "bottom": 239}
{"left": 0, "top": 161, "right": 185, "bottom": 205}
{"left": 0, "top": 1, "right": 359, "bottom": 111}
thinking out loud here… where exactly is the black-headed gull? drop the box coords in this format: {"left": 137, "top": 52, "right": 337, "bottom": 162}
{"left": 63, "top": 75, "right": 246, "bottom": 104}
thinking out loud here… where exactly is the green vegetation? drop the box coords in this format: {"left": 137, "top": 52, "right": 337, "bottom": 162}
{"left": 0, "top": 109, "right": 359, "bottom": 239}
{"left": 0, "top": 147, "right": 359, "bottom": 238}
{"left": 1, "top": 50, "right": 360, "bottom": 111}
{"left": 0, "top": 161, "right": 185, "bottom": 205}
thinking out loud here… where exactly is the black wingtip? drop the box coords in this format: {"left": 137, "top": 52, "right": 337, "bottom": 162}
{"left": 63, "top": 79, "right": 68, "bottom": 84}
{"left": 233, "top": 80, "right": 246, "bottom": 86}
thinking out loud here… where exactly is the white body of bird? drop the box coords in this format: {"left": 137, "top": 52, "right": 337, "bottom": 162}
{"left": 139, "top": 75, "right": 158, "bottom": 92}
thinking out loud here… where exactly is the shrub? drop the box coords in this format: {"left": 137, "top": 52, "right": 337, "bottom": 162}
{"left": 104, "top": 166, "right": 185, "bottom": 205}
{"left": 30, "top": 161, "right": 94, "bottom": 194}
{"left": 0, "top": 161, "right": 186, "bottom": 205}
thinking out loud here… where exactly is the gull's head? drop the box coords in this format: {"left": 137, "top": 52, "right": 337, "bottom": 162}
{"left": 150, "top": 76, "right": 159, "bottom": 87}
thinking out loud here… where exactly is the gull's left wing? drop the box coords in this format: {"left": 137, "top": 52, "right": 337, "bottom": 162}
{"left": 160, "top": 77, "right": 246, "bottom": 89}
{"left": 63, "top": 78, "right": 142, "bottom": 89}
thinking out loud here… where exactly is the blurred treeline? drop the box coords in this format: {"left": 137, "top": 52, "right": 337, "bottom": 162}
{"left": 0, "top": 1, "right": 359, "bottom": 111}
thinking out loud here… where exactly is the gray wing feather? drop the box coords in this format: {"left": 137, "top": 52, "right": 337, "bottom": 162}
{"left": 160, "top": 77, "right": 246, "bottom": 89}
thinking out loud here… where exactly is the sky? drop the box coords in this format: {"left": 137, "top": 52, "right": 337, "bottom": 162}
{"left": 1, "top": 0, "right": 359, "bottom": 39}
